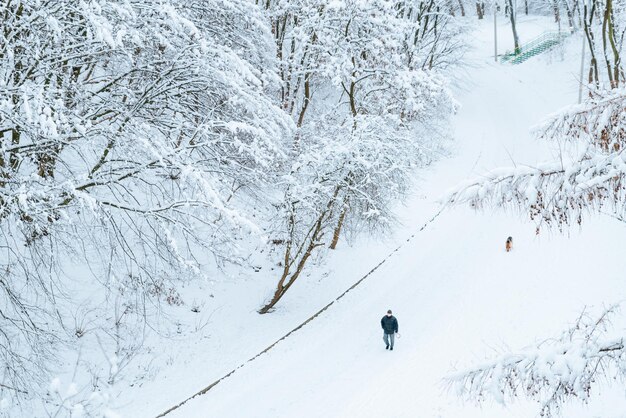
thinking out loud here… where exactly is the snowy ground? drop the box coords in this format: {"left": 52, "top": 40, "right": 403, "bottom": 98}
{"left": 116, "top": 16, "right": 626, "bottom": 418}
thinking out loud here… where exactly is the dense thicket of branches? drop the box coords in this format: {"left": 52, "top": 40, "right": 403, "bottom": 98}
{"left": 258, "top": 0, "right": 464, "bottom": 313}
{"left": 0, "top": 0, "right": 291, "bottom": 411}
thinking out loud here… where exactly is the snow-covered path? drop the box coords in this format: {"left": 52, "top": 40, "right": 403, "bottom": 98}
{"left": 149, "top": 18, "right": 626, "bottom": 418}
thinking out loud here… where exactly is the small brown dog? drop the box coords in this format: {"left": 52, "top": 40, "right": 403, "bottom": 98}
{"left": 505, "top": 236, "right": 513, "bottom": 252}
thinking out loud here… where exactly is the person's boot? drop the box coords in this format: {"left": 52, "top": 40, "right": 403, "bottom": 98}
{"left": 386, "top": 344, "right": 389, "bottom": 350}
{"left": 390, "top": 346, "right": 393, "bottom": 351}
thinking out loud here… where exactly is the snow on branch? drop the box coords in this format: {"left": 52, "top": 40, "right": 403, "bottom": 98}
{"left": 446, "top": 305, "right": 626, "bottom": 417}
{"left": 446, "top": 88, "right": 626, "bottom": 229}
{"left": 536, "top": 88, "right": 626, "bottom": 152}
{"left": 446, "top": 150, "right": 626, "bottom": 227}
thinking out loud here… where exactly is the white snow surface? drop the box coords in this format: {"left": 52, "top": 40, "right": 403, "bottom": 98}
{"left": 113, "top": 16, "right": 626, "bottom": 418}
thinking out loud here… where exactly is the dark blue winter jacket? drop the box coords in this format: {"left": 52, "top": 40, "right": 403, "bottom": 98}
{"left": 381, "top": 315, "right": 398, "bottom": 334}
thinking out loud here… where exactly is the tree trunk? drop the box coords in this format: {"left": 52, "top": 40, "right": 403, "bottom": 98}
{"left": 564, "top": 1, "right": 575, "bottom": 31}
{"left": 476, "top": 1, "right": 484, "bottom": 19}
{"left": 604, "top": 0, "right": 622, "bottom": 87}
{"left": 584, "top": 0, "right": 600, "bottom": 87}
{"left": 260, "top": 184, "right": 342, "bottom": 314}
{"left": 259, "top": 212, "right": 326, "bottom": 314}
{"left": 506, "top": 0, "right": 521, "bottom": 54}
{"left": 601, "top": 0, "right": 614, "bottom": 86}
{"left": 553, "top": 0, "right": 561, "bottom": 22}
{"left": 329, "top": 206, "right": 347, "bottom": 249}
{"left": 10, "top": 128, "right": 20, "bottom": 172}
{"left": 457, "top": 0, "right": 466, "bottom": 16}
{"left": 258, "top": 239, "right": 318, "bottom": 314}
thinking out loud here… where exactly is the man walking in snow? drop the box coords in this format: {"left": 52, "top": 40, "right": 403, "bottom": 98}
{"left": 381, "top": 309, "right": 398, "bottom": 350}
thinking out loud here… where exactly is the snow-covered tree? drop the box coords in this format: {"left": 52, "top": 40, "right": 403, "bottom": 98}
{"left": 259, "top": 0, "right": 462, "bottom": 313}
{"left": 264, "top": 0, "right": 465, "bottom": 124}
{"left": 0, "top": 0, "right": 291, "bottom": 403}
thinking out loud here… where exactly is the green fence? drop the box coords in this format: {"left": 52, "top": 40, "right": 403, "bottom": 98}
{"left": 501, "top": 31, "right": 570, "bottom": 64}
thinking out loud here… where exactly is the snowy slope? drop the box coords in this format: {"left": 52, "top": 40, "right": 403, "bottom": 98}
{"left": 120, "top": 16, "right": 626, "bottom": 418}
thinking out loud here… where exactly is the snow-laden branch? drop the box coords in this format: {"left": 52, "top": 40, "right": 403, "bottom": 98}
{"left": 535, "top": 87, "right": 626, "bottom": 150}
{"left": 445, "top": 88, "right": 626, "bottom": 229}
{"left": 446, "top": 306, "right": 626, "bottom": 417}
